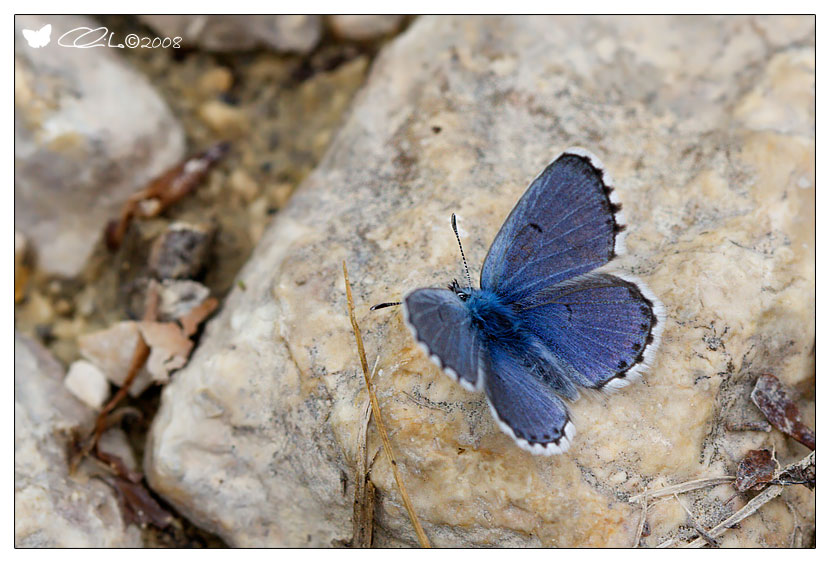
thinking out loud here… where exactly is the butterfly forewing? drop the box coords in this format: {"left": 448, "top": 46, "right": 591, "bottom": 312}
{"left": 481, "top": 150, "right": 625, "bottom": 303}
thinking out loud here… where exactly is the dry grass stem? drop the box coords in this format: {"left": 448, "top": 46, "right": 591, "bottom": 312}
{"left": 673, "top": 493, "right": 720, "bottom": 547}
{"left": 343, "top": 261, "right": 431, "bottom": 548}
{"left": 633, "top": 497, "right": 648, "bottom": 547}
{"left": 352, "top": 393, "right": 375, "bottom": 548}
{"left": 681, "top": 485, "right": 784, "bottom": 548}
{"left": 629, "top": 476, "right": 735, "bottom": 503}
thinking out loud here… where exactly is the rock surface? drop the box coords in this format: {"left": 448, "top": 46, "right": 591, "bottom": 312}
{"left": 141, "top": 15, "right": 322, "bottom": 54}
{"left": 14, "top": 333, "right": 142, "bottom": 547}
{"left": 14, "top": 15, "right": 185, "bottom": 277}
{"left": 146, "top": 16, "right": 815, "bottom": 547}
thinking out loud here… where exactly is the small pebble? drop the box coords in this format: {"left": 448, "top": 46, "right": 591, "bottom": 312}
{"left": 200, "top": 67, "right": 234, "bottom": 95}
{"left": 272, "top": 182, "right": 294, "bottom": 208}
{"left": 64, "top": 360, "right": 110, "bottom": 409}
{"left": 229, "top": 169, "right": 260, "bottom": 202}
{"left": 54, "top": 299, "right": 74, "bottom": 316}
{"left": 199, "top": 100, "right": 249, "bottom": 137}
{"left": 149, "top": 222, "right": 215, "bottom": 280}
{"left": 327, "top": 15, "right": 404, "bottom": 41}
{"left": 157, "top": 279, "right": 211, "bottom": 322}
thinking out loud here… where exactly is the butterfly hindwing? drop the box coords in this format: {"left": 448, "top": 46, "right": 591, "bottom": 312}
{"left": 482, "top": 344, "right": 575, "bottom": 454}
{"left": 403, "top": 288, "right": 481, "bottom": 391}
{"left": 481, "top": 149, "right": 625, "bottom": 302}
{"left": 517, "top": 273, "right": 664, "bottom": 390}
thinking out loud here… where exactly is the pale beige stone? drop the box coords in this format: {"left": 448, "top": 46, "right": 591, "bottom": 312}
{"left": 15, "top": 333, "right": 142, "bottom": 547}
{"left": 64, "top": 360, "right": 110, "bottom": 409}
{"left": 14, "top": 15, "right": 185, "bottom": 277}
{"left": 78, "top": 321, "right": 153, "bottom": 397}
{"left": 146, "top": 16, "right": 814, "bottom": 547}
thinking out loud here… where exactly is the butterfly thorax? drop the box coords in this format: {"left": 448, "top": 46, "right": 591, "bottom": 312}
{"left": 464, "top": 288, "right": 529, "bottom": 346}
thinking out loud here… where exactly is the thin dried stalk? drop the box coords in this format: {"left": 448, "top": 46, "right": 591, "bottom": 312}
{"left": 673, "top": 493, "right": 720, "bottom": 547}
{"left": 633, "top": 497, "right": 648, "bottom": 548}
{"left": 343, "top": 262, "right": 431, "bottom": 548}
{"left": 352, "top": 384, "right": 375, "bottom": 548}
{"left": 629, "top": 476, "right": 735, "bottom": 503}
{"left": 681, "top": 485, "right": 784, "bottom": 548}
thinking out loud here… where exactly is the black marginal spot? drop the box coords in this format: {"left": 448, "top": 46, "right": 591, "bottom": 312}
{"left": 543, "top": 434, "right": 551, "bottom": 441}
{"left": 646, "top": 334, "right": 654, "bottom": 345}
{"left": 640, "top": 305, "right": 651, "bottom": 316}
{"left": 632, "top": 342, "right": 641, "bottom": 351}
{"left": 617, "top": 360, "right": 627, "bottom": 369}
{"left": 640, "top": 323, "right": 649, "bottom": 331}
{"left": 628, "top": 288, "right": 641, "bottom": 299}
{"left": 610, "top": 203, "right": 623, "bottom": 213}
{"left": 635, "top": 353, "right": 645, "bottom": 364}
{"left": 614, "top": 223, "right": 627, "bottom": 233}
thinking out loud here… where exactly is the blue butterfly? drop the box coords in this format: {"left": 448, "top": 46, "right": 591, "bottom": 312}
{"left": 376, "top": 148, "right": 664, "bottom": 455}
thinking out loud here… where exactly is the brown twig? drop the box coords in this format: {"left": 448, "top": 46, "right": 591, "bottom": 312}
{"left": 343, "top": 261, "right": 430, "bottom": 548}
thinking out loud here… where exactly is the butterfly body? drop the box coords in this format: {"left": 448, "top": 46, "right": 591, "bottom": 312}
{"left": 401, "top": 148, "right": 665, "bottom": 455}
{"left": 465, "top": 289, "right": 526, "bottom": 346}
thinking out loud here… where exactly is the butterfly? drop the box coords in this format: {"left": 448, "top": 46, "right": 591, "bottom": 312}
{"left": 22, "top": 24, "right": 52, "bottom": 49}
{"left": 376, "top": 148, "right": 664, "bottom": 455}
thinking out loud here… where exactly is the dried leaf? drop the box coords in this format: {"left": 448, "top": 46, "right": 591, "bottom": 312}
{"left": 106, "top": 141, "right": 230, "bottom": 250}
{"left": 96, "top": 449, "right": 143, "bottom": 484}
{"left": 138, "top": 321, "right": 194, "bottom": 384}
{"left": 735, "top": 449, "right": 776, "bottom": 492}
{"left": 178, "top": 297, "right": 219, "bottom": 337}
{"left": 751, "top": 374, "right": 815, "bottom": 450}
{"left": 104, "top": 475, "right": 175, "bottom": 529}
{"left": 774, "top": 451, "right": 815, "bottom": 490}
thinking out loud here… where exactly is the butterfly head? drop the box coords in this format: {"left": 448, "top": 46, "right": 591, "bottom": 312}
{"left": 448, "top": 279, "right": 472, "bottom": 301}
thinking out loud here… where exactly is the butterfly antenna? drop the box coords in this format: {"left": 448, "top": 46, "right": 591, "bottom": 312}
{"left": 370, "top": 301, "right": 401, "bottom": 311}
{"left": 451, "top": 213, "right": 473, "bottom": 290}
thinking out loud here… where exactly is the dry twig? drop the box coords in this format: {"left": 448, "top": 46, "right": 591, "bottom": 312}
{"left": 343, "top": 261, "right": 430, "bottom": 548}
{"left": 680, "top": 485, "right": 784, "bottom": 548}
{"left": 633, "top": 497, "right": 648, "bottom": 548}
{"left": 352, "top": 380, "right": 375, "bottom": 548}
{"left": 629, "top": 476, "right": 735, "bottom": 503}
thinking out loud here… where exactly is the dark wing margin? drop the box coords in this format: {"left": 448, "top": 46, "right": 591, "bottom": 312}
{"left": 482, "top": 344, "right": 576, "bottom": 455}
{"left": 481, "top": 148, "right": 626, "bottom": 303}
{"left": 517, "top": 273, "right": 665, "bottom": 391}
{"left": 403, "top": 288, "right": 482, "bottom": 391}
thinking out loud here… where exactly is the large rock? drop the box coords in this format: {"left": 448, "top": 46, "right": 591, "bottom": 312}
{"left": 14, "top": 333, "right": 142, "bottom": 547}
{"left": 146, "top": 16, "right": 815, "bottom": 547}
{"left": 14, "top": 15, "right": 185, "bottom": 277}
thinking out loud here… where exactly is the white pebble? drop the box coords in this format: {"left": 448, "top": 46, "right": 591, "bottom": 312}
{"left": 64, "top": 360, "right": 110, "bottom": 409}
